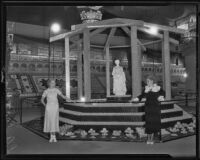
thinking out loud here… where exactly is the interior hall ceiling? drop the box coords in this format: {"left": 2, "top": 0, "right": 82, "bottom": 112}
{"left": 7, "top": 5, "right": 196, "bottom": 30}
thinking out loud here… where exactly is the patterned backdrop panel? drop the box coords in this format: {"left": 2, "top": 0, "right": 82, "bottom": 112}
{"left": 32, "top": 75, "right": 78, "bottom": 94}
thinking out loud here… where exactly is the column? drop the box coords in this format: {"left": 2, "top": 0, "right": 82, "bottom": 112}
{"left": 130, "top": 26, "right": 142, "bottom": 98}
{"left": 162, "top": 30, "right": 171, "bottom": 100}
{"left": 83, "top": 29, "right": 91, "bottom": 101}
{"left": 106, "top": 46, "right": 110, "bottom": 97}
{"left": 64, "top": 36, "right": 70, "bottom": 99}
{"left": 77, "top": 48, "right": 83, "bottom": 99}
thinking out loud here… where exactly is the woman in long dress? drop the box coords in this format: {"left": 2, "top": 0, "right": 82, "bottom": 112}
{"left": 41, "top": 79, "right": 68, "bottom": 143}
{"left": 133, "top": 75, "right": 165, "bottom": 144}
{"left": 112, "top": 59, "right": 127, "bottom": 96}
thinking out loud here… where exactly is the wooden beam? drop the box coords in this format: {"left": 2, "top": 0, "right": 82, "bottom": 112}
{"left": 104, "top": 27, "right": 117, "bottom": 50}
{"left": 70, "top": 27, "right": 107, "bottom": 49}
{"left": 130, "top": 26, "right": 142, "bottom": 99}
{"left": 144, "top": 22, "right": 186, "bottom": 34}
{"left": 162, "top": 30, "right": 171, "bottom": 100}
{"left": 138, "top": 28, "right": 179, "bottom": 45}
{"left": 83, "top": 29, "right": 91, "bottom": 101}
{"left": 142, "top": 40, "right": 162, "bottom": 46}
{"left": 110, "top": 45, "right": 131, "bottom": 48}
{"left": 86, "top": 23, "right": 139, "bottom": 29}
{"left": 121, "top": 26, "right": 146, "bottom": 51}
{"left": 77, "top": 52, "right": 83, "bottom": 99}
{"left": 137, "top": 40, "right": 146, "bottom": 51}
{"left": 90, "top": 27, "right": 108, "bottom": 36}
{"left": 106, "top": 46, "right": 110, "bottom": 97}
{"left": 50, "top": 28, "right": 83, "bottom": 42}
{"left": 64, "top": 36, "right": 70, "bottom": 99}
{"left": 90, "top": 45, "right": 104, "bottom": 48}
{"left": 73, "top": 18, "right": 144, "bottom": 30}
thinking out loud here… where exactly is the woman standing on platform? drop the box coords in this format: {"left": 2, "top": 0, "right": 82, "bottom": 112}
{"left": 133, "top": 75, "right": 165, "bottom": 144}
{"left": 41, "top": 79, "right": 69, "bottom": 143}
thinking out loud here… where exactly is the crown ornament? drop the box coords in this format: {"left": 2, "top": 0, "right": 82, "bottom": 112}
{"left": 80, "top": 9, "right": 102, "bottom": 23}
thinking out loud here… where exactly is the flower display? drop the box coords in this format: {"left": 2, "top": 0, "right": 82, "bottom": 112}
{"left": 88, "top": 128, "right": 99, "bottom": 136}
{"left": 171, "top": 133, "right": 178, "bottom": 136}
{"left": 135, "top": 127, "right": 147, "bottom": 138}
{"left": 65, "top": 131, "right": 74, "bottom": 136}
{"left": 161, "top": 129, "right": 170, "bottom": 135}
{"left": 112, "top": 130, "right": 122, "bottom": 136}
{"left": 88, "top": 128, "right": 95, "bottom": 134}
{"left": 100, "top": 128, "right": 109, "bottom": 136}
{"left": 80, "top": 130, "right": 88, "bottom": 137}
{"left": 125, "top": 127, "right": 134, "bottom": 134}
{"left": 59, "top": 124, "right": 73, "bottom": 135}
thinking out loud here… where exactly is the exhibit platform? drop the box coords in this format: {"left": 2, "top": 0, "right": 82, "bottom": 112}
{"left": 59, "top": 100, "right": 193, "bottom": 131}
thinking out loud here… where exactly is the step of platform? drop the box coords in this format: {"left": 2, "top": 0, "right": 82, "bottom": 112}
{"left": 106, "top": 95, "right": 132, "bottom": 102}
{"left": 59, "top": 105, "right": 183, "bottom": 122}
{"left": 62, "top": 101, "right": 175, "bottom": 113}
{"left": 59, "top": 103, "right": 193, "bottom": 130}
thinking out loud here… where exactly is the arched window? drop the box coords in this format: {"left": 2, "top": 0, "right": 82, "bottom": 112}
{"left": 29, "top": 64, "right": 35, "bottom": 71}
{"left": 37, "top": 64, "right": 43, "bottom": 69}
{"left": 21, "top": 63, "right": 27, "bottom": 69}
{"left": 13, "top": 63, "right": 19, "bottom": 68}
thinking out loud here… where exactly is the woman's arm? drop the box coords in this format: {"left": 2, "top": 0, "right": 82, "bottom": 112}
{"left": 138, "top": 90, "right": 147, "bottom": 101}
{"left": 41, "top": 90, "right": 47, "bottom": 106}
{"left": 158, "top": 88, "right": 165, "bottom": 101}
{"left": 57, "top": 89, "right": 71, "bottom": 101}
{"left": 132, "top": 89, "right": 146, "bottom": 102}
{"left": 41, "top": 96, "right": 46, "bottom": 106}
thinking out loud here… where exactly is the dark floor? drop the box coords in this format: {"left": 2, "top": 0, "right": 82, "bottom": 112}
{"left": 6, "top": 106, "right": 196, "bottom": 157}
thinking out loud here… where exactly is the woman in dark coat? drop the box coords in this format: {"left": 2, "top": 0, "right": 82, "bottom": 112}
{"left": 133, "top": 75, "right": 165, "bottom": 144}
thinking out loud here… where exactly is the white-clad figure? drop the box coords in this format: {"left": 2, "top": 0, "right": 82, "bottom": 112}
{"left": 112, "top": 59, "right": 127, "bottom": 96}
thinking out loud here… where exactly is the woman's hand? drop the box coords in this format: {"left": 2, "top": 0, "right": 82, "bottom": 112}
{"left": 141, "top": 98, "right": 147, "bottom": 102}
{"left": 132, "top": 98, "right": 139, "bottom": 102}
{"left": 158, "top": 96, "right": 164, "bottom": 101}
{"left": 65, "top": 97, "right": 73, "bottom": 102}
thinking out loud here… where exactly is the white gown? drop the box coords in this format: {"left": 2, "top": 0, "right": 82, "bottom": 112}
{"left": 42, "top": 88, "right": 61, "bottom": 133}
{"left": 112, "top": 66, "right": 127, "bottom": 96}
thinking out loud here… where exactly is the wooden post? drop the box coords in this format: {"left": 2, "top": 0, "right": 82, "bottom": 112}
{"left": 77, "top": 45, "right": 83, "bottom": 100}
{"left": 83, "top": 29, "right": 91, "bottom": 101}
{"left": 64, "top": 36, "right": 70, "bottom": 99}
{"left": 162, "top": 30, "right": 171, "bottom": 100}
{"left": 130, "top": 26, "right": 142, "bottom": 98}
{"left": 106, "top": 46, "right": 110, "bottom": 97}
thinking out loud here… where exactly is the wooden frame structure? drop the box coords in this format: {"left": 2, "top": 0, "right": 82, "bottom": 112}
{"left": 50, "top": 18, "right": 186, "bottom": 101}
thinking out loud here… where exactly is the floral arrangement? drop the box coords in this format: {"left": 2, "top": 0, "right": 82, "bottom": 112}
{"left": 161, "top": 128, "right": 170, "bottom": 135}
{"left": 100, "top": 128, "right": 109, "bottom": 136}
{"left": 168, "top": 121, "right": 196, "bottom": 135}
{"left": 65, "top": 131, "right": 74, "bottom": 136}
{"left": 135, "top": 127, "right": 147, "bottom": 138}
{"left": 112, "top": 130, "right": 122, "bottom": 136}
{"left": 80, "top": 130, "right": 88, "bottom": 137}
{"left": 124, "top": 127, "right": 134, "bottom": 137}
{"left": 88, "top": 128, "right": 99, "bottom": 136}
{"left": 59, "top": 124, "right": 73, "bottom": 136}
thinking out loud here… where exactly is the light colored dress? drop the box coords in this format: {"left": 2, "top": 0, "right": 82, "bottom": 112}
{"left": 42, "top": 88, "right": 62, "bottom": 133}
{"left": 112, "top": 66, "right": 127, "bottom": 96}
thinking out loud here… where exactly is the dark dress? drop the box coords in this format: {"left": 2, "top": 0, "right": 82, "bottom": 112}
{"left": 138, "top": 87, "right": 165, "bottom": 134}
